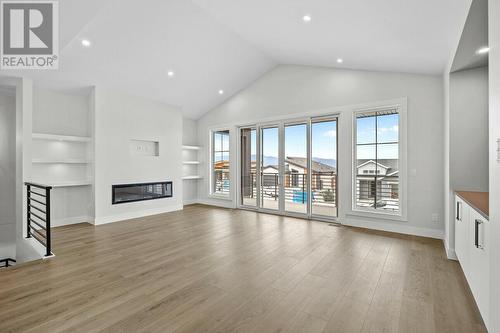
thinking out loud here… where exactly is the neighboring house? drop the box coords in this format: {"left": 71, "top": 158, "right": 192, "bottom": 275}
{"left": 213, "top": 160, "right": 230, "bottom": 193}
{"left": 242, "top": 156, "right": 337, "bottom": 190}
{"left": 356, "top": 159, "right": 399, "bottom": 202}
{"left": 284, "top": 157, "right": 336, "bottom": 191}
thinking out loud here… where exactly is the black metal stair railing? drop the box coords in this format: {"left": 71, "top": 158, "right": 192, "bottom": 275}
{"left": 0, "top": 258, "right": 16, "bottom": 268}
{"left": 24, "top": 182, "right": 53, "bottom": 257}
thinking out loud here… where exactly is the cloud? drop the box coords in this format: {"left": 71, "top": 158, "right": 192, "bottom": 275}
{"left": 323, "top": 130, "right": 336, "bottom": 138}
{"left": 378, "top": 125, "right": 398, "bottom": 133}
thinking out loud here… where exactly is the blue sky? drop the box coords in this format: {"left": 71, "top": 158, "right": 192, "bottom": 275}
{"left": 357, "top": 114, "right": 399, "bottom": 159}
{"left": 216, "top": 114, "right": 398, "bottom": 163}
{"left": 260, "top": 121, "right": 338, "bottom": 160}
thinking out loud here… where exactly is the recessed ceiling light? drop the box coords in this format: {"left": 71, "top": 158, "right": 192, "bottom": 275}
{"left": 167, "top": 70, "right": 175, "bottom": 77}
{"left": 218, "top": 89, "right": 224, "bottom": 95}
{"left": 302, "top": 15, "right": 312, "bottom": 22}
{"left": 337, "top": 58, "right": 343, "bottom": 63}
{"left": 81, "top": 39, "right": 91, "bottom": 47}
{"left": 476, "top": 46, "right": 489, "bottom": 54}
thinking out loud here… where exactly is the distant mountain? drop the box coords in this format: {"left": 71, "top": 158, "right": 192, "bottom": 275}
{"left": 251, "top": 155, "right": 336, "bottom": 168}
{"left": 312, "top": 158, "right": 336, "bottom": 168}
{"left": 263, "top": 156, "right": 278, "bottom": 166}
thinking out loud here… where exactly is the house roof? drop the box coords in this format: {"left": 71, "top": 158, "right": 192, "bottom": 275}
{"left": 286, "top": 157, "right": 336, "bottom": 173}
{"left": 356, "top": 159, "right": 399, "bottom": 175}
{"left": 357, "top": 160, "right": 390, "bottom": 170}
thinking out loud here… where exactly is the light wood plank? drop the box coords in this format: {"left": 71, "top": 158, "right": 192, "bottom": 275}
{"left": 0, "top": 204, "right": 486, "bottom": 333}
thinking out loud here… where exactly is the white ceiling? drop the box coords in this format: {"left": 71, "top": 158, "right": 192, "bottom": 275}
{"left": 451, "top": 0, "right": 488, "bottom": 72}
{"left": 2, "top": 0, "right": 472, "bottom": 118}
{"left": 192, "top": 0, "right": 472, "bottom": 74}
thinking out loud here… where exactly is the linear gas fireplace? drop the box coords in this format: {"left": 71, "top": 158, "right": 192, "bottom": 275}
{"left": 112, "top": 181, "right": 173, "bottom": 204}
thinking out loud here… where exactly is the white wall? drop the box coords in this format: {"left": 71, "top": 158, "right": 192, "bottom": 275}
{"left": 182, "top": 118, "right": 199, "bottom": 204}
{"left": 489, "top": 0, "right": 500, "bottom": 331}
{"left": 93, "top": 87, "right": 183, "bottom": 224}
{"left": 14, "top": 77, "right": 44, "bottom": 262}
{"left": 33, "top": 87, "right": 90, "bottom": 136}
{"left": 32, "top": 87, "right": 93, "bottom": 226}
{"left": 0, "top": 90, "right": 16, "bottom": 259}
{"left": 197, "top": 65, "right": 445, "bottom": 238}
{"left": 450, "top": 67, "right": 489, "bottom": 192}
{"left": 443, "top": 66, "right": 489, "bottom": 259}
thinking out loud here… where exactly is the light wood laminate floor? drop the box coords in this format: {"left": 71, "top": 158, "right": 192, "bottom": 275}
{"left": 0, "top": 205, "right": 486, "bottom": 333}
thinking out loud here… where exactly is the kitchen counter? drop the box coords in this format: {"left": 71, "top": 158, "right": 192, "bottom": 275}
{"left": 455, "top": 191, "right": 489, "bottom": 220}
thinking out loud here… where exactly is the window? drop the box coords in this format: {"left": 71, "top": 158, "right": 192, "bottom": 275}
{"left": 211, "top": 130, "right": 230, "bottom": 196}
{"left": 354, "top": 108, "right": 400, "bottom": 214}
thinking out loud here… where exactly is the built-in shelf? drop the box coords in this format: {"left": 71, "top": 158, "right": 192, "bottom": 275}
{"left": 32, "top": 158, "right": 90, "bottom": 164}
{"left": 31, "top": 180, "right": 92, "bottom": 188}
{"left": 32, "top": 133, "right": 91, "bottom": 142}
{"left": 182, "top": 145, "right": 202, "bottom": 150}
{"left": 182, "top": 144, "right": 201, "bottom": 181}
{"left": 182, "top": 175, "right": 203, "bottom": 180}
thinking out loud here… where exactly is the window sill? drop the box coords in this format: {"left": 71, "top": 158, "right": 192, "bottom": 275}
{"left": 346, "top": 209, "right": 407, "bottom": 222}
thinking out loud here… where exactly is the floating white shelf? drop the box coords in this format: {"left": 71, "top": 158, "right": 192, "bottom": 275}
{"left": 32, "top": 158, "right": 90, "bottom": 164}
{"left": 31, "top": 180, "right": 92, "bottom": 188}
{"left": 33, "top": 133, "right": 91, "bottom": 143}
{"left": 183, "top": 161, "right": 201, "bottom": 165}
{"left": 182, "top": 145, "right": 202, "bottom": 150}
{"left": 182, "top": 175, "right": 203, "bottom": 180}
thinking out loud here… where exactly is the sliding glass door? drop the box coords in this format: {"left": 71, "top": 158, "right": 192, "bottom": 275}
{"left": 284, "top": 123, "right": 308, "bottom": 214}
{"left": 239, "top": 115, "right": 338, "bottom": 220}
{"left": 311, "top": 118, "right": 338, "bottom": 218}
{"left": 260, "top": 126, "right": 280, "bottom": 212}
{"left": 240, "top": 128, "right": 257, "bottom": 207}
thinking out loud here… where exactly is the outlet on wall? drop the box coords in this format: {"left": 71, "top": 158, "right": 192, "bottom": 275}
{"left": 431, "top": 213, "right": 439, "bottom": 223}
{"left": 129, "top": 139, "right": 159, "bottom": 156}
{"left": 497, "top": 138, "right": 500, "bottom": 162}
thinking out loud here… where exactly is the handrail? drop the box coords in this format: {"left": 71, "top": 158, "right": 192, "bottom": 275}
{"left": 0, "top": 258, "right": 16, "bottom": 268}
{"left": 24, "top": 182, "right": 52, "bottom": 257}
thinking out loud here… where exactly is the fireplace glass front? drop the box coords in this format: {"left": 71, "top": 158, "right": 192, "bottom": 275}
{"left": 112, "top": 182, "right": 173, "bottom": 204}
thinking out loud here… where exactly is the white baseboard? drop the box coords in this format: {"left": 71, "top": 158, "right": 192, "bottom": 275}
{"left": 52, "top": 215, "right": 93, "bottom": 227}
{"left": 342, "top": 217, "right": 444, "bottom": 239}
{"left": 196, "top": 198, "right": 235, "bottom": 209}
{"left": 183, "top": 199, "right": 199, "bottom": 205}
{"left": 443, "top": 238, "right": 458, "bottom": 260}
{"left": 94, "top": 204, "right": 184, "bottom": 225}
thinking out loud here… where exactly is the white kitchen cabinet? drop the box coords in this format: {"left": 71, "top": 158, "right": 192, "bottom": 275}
{"left": 468, "top": 208, "right": 490, "bottom": 326}
{"left": 454, "top": 196, "right": 470, "bottom": 275}
{"left": 454, "top": 194, "right": 490, "bottom": 330}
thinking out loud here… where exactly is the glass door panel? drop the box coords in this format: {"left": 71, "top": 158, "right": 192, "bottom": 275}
{"left": 240, "top": 128, "right": 257, "bottom": 207}
{"left": 311, "top": 118, "right": 338, "bottom": 218}
{"left": 284, "top": 123, "right": 308, "bottom": 214}
{"left": 260, "top": 126, "right": 280, "bottom": 211}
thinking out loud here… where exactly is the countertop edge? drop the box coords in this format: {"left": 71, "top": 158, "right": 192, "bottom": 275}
{"left": 455, "top": 191, "right": 489, "bottom": 220}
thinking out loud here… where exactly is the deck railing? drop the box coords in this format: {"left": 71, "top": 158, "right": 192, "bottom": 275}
{"left": 240, "top": 172, "right": 337, "bottom": 206}
{"left": 355, "top": 175, "right": 399, "bottom": 212}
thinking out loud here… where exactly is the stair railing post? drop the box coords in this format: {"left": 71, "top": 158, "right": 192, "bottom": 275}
{"left": 45, "top": 186, "right": 51, "bottom": 256}
{"left": 26, "top": 184, "right": 31, "bottom": 238}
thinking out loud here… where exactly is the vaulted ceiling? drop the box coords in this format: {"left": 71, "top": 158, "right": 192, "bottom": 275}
{"left": 2, "top": 0, "right": 472, "bottom": 118}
